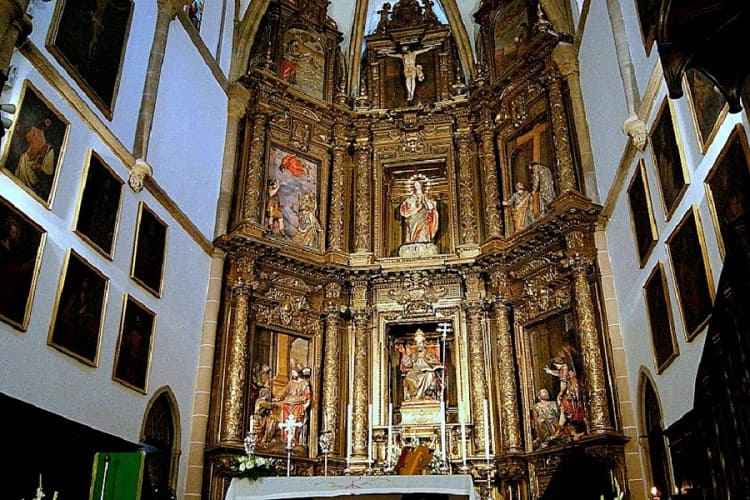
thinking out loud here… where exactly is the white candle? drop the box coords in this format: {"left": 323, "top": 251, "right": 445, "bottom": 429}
{"left": 483, "top": 399, "right": 491, "bottom": 462}
{"left": 346, "top": 404, "right": 353, "bottom": 466}
{"left": 387, "top": 403, "right": 393, "bottom": 465}
{"left": 249, "top": 415, "right": 254, "bottom": 436}
{"left": 460, "top": 417, "right": 467, "bottom": 466}
{"left": 287, "top": 422, "right": 294, "bottom": 449}
{"left": 440, "top": 401, "right": 447, "bottom": 461}
{"left": 367, "top": 403, "right": 373, "bottom": 466}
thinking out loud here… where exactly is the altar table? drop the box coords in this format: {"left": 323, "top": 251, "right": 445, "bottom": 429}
{"left": 226, "top": 475, "right": 479, "bottom": 500}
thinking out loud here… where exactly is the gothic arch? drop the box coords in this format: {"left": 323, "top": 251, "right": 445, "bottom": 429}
{"left": 637, "top": 368, "right": 673, "bottom": 498}
{"left": 141, "top": 386, "right": 182, "bottom": 499}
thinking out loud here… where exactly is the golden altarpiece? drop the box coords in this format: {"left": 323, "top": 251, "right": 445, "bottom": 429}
{"left": 205, "top": 0, "right": 627, "bottom": 498}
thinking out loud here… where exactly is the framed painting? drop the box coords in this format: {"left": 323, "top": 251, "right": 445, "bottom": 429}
{"left": 666, "top": 206, "right": 715, "bottom": 341}
{"left": 627, "top": 159, "right": 658, "bottom": 267}
{"left": 263, "top": 145, "right": 323, "bottom": 251}
{"left": 73, "top": 150, "right": 124, "bottom": 258}
{"left": 1, "top": 81, "right": 70, "bottom": 206}
{"left": 643, "top": 262, "right": 679, "bottom": 373}
{"left": 705, "top": 124, "right": 750, "bottom": 258}
{"left": 650, "top": 98, "right": 690, "bottom": 220}
{"left": 0, "top": 196, "right": 46, "bottom": 330}
{"left": 278, "top": 28, "right": 325, "bottom": 101}
{"left": 48, "top": 250, "right": 109, "bottom": 366}
{"left": 492, "top": 0, "right": 529, "bottom": 74}
{"left": 46, "top": 0, "right": 133, "bottom": 118}
{"left": 685, "top": 69, "right": 727, "bottom": 152}
{"left": 113, "top": 295, "right": 155, "bottom": 393}
{"left": 131, "top": 203, "right": 168, "bottom": 297}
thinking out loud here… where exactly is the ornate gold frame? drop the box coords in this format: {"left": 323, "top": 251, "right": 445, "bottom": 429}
{"left": 642, "top": 262, "right": 679, "bottom": 374}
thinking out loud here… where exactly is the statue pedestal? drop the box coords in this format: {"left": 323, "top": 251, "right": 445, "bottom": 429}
{"left": 398, "top": 243, "right": 438, "bottom": 258}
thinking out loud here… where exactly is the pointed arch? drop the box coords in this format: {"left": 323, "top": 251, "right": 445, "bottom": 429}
{"left": 230, "top": 0, "right": 272, "bottom": 81}
{"left": 637, "top": 368, "right": 673, "bottom": 498}
{"left": 141, "top": 386, "right": 182, "bottom": 499}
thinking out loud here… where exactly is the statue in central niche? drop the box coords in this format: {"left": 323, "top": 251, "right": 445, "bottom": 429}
{"left": 399, "top": 176, "right": 439, "bottom": 257}
{"left": 384, "top": 43, "right": 435, "bottom": 103}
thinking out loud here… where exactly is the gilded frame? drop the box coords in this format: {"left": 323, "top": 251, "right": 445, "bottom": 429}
{"left": 130, "top": 202, "right": 168, "bottom": 297}
{"left": 48, "top": 249, "right": 109, "bottom": 366}
{"left": 649, "top": 98, "right": 690, "bottom": 221}
{"left": 684, "top": 69, "right": 728, "bottom": 153}
{"left": 704, "top": 124, "right": 750, "bottom": 258}
{"left": 665, "top": 205, "right": 715, "bottom": 341}
{"left": 0, "top": 195, "right": 47, "bottom": 331}
{"left": 0, "top": 80, "right": 70, "bottom": 207}
{"left": 45, "top": 0, "right": 133, "bottom": 119}
{"left": 113, "top": 294, "right": 156, "bottom": 394}
{"left": 627, "top": 159, "right": 659, "bottom": 267}
{"left": 73, "top": 149, "right": 124, "bottom": 259}
{"left": 643, "top": 262, "right": 679, "bottom": 374}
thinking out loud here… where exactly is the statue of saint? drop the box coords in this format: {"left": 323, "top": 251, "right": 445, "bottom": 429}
{"left": 503, "top": 181, "right": 535, "bottom": 232}
{"left": 532, "top": 388, "right": 560, "bottom": 449}
{"left": 528, "top": 161, "right": 556, "bottom": 217}
{"left": 400, "top": 178, "right": 439, "bottom": 244}
{"left": 396, "top": 329, "right": 443, "bottom": 402}
{"left": 385, "top": 44, "right": 436, "bottom": 102}
{"left": 273, "top": 367, "right": 311, "bottom": 447}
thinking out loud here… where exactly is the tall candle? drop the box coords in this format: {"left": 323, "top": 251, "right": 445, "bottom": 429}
{"left": 387, "top": 403, "right": 393, "bottom": 465}
{"left": 346, "top": 404, "right": 353, "bottom": 466}
{"left": 440, "top": 401, "right": 447, "bottom": 461}
{"left": 367, "top": 403, "right": 373, "bottom": 466}
{"left": 249, "top": 415, "right": 254, "bottom": 436}
{"left": 460, "top": 417, "right": 467, "bottom": 466}
{"left": 483, "top": 399, "right": 491, "bottom": 462}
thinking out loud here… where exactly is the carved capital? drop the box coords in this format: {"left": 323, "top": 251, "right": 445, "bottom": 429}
{"left": 128, "top": 158, "right": 152, "bottom": 193}
{"left": 157, "top": 0, "right": 185, "bottom": 18}
{"left": 551, "top": 41, "right": 580, "bottom": 79}
{"left": 622, "top": 114, "right": 648, "bottom": 151}
{"left": 228, "top": 83, "right": 251, "bottom": 120}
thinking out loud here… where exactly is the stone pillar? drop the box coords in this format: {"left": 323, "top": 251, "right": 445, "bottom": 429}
{"left": 567, "top": 231, "right": 612, "bottom": 433}
{"left": 547, "top": 76, "right": 578, "bottom": 193}
{"left": 328, "top": 123, "right": 348, "bottom": 252}
{"left": 454, "top": 127, "right": 478, "bottom": 246}
{"left": 351, "top": 309, "right": 370, "bottom": 458}
{"left": 218, "top": 253, "right": 256, "bottom": 444}
{"left": 321, "top": 281, "right": 343, "bottom": 452}
{"left": 476, "top": 121, "right": 503, "bottom": 239}
{"left": 353, "top": 140, "right": 372, "bottom": 253}
{"left": 489, "top": 272, "right": 522, "bottom": 454}
{"left": 242, "top": 111, "right": 268, "bottom": 224}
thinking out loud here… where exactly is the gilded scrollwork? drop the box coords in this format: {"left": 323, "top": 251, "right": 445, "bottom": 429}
{"left": 455, "top": 130, "right": 478, "bottom": 245}
{"left": 464, "top": 300, "right": 491, "bottom": 453}
{"left": 477, "top": 121, "right": 503, "bottom": 239}
{"left": 354, "top": 142, "right": 372, "bottom": 253}
{"left": 243, "top": 112, "right": 268, "bottom": 223}
{"left": 547, "top": 78, "right": 577, "bottom": 192}
{"left": 351, "top": 310, "right": 371, "bottom": 456}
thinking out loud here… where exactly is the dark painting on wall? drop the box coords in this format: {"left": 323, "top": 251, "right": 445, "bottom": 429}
{"left": 0, "top": 196, "right": 46, "bottom": 330}
{"left": 48, "top": 250, "right": 109, "bottom": 366}
{"left": 74, "top": 151, "right": 124, "bottom": 258}
{"left": 705, "top": 125, "right": 750, "bottom": 257}
{"left": 47, "top": 0, "right": 133, "bottom": 117}
{"left": 627, "top": 159, "right": 658, "bottom": 267}
{"left": 650, "top": 98, "right": 689, "bottom": 220}
{"left": 1, "top": 81, "right": 69, "bottom": 205}
{"left": 666, "top": 206, "right": 715, "bottom": 340}
{"left": 113, "top": 295, "right": 155, "bottom": 393}
{"left": 643, "top": 263, "right": 679, "bottom": 373}
{"left": 685, "top": 69, "right": 727, "bottom": 151}
{"left": 131, "top": 203, "right": 167, "bottom": 297}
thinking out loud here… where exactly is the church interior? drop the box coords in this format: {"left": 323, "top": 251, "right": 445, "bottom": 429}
{"left": 0, "top": 0, "right": 748, "bottom": 499}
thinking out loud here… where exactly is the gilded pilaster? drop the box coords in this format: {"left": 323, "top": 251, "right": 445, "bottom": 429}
{"left": 547, "top": 77, "right": 577, "bottom": 193}
{"left": 455, "top": 126, "right": 478, "bottom": 245}
{"left": 353, "top": 140, "right": 372, "bottom": 253}
{"left": 351, "top": 309, "right": 370, "bottom": 457}
{"left": 476, "top": 121, "right": 503, "bottom": 239}
{"left": 328, "top": 123, "right": 348, "bottom": 251}
{"left": 464, "top": 269, "right": 491, "bottom": 454}
{"left": 242, "top": 112, "right": 268, "bottom": 223}
{"left": 321, "top": 281, "right": 343, "bottom": 452}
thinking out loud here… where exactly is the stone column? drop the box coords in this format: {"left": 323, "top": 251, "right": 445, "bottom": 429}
{"left": 547, "top": 77, "right": 577, "bottom": 193}
{"left": 351, "top": 310, "right": 370, "bottom": 458}
{"left": 327, "top": 123, "right": 348, "bottom": 252}
{"left": 567, "top": 231, "right": 612, "bottom": 433}
{"left": 353, "top": 141, "right": 372, "bottom": 253}
{"left": 476, "top": 121, "right": 503, "bottom": 239}
{"left": 218, "top": 254, "right": 256, "bottom": 444}
{"left": 454, "top": 127, "right": 478, "bottom": 245}
{"left": 242, "top": 111, "right": 268, "bottom": 224}
{"left": 321, "top": 282, "right": 343, "bottom": 452}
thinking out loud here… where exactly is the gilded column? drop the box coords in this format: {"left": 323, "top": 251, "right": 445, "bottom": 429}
{"left": 242, "top": 111, "right": 268, "bottom": 223}
{"left": 353, "top": 140, "right": 372, "bottom": 253}
{"left": 547, "top": 77, "right": 577, "bottom": 193}
{"left": 351, "top": 309, "right": 370, "bottom": 458}
{"left": 489, "top": 272, "right": 522, "bottom": 453}
{"left": 476, "top": 121, "right": 503, "bottom": 239}
{"left": 466, "top": 301, "right": 491, "bottom": 454}
{"left": 455, "top": 126, "right": 478, "bottom": 245}
{"left": 321, "top": 282, "right": 342, "bottom": 452}
{"left": 218, "top": 253, "right": 256, "bottom": 443}
{"left": 328, "top": 123, "right": 348, "bottom": 251}
{"left": 567, "top": 232, "right": 612, "bottom": 433}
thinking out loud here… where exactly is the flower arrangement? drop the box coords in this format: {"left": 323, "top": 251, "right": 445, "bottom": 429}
{"left": 227, "top": 454, "right": 278, "bottom": 481}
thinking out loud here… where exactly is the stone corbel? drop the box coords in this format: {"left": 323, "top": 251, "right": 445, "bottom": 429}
{"left": 128, "top": 158, "right": 152, "bottom": 193}
{"left": 622, "top": 114, "right": 648, "bottom": 151}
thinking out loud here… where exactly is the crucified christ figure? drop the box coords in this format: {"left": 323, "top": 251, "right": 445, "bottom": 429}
{"left": 385, "top": 44, "right": 435, "bottom": 102}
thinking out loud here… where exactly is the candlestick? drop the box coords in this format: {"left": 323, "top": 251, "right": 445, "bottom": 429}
{"left": 249, "top": 415, "right": 254, "bottom": 436}
{"left": 367, "top": 403, "right": 373, "bottom": 469}
{"left": 387, "top": 403, "right": 393, "bottom": 466}
{"left": 483, "top": 399, "right": 490, "bottom": 463}
{"left": 440, "top": 401, "right": 447, "bottom": 462}
{"left": 346, "top": 404, "right": 353, "bottom": 468}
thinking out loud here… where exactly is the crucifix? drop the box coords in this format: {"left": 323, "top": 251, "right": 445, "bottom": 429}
{"left": 279, "top": 414, "right": 303, "bottom": 476}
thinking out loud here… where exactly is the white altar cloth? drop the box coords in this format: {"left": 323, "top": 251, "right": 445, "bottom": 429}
{"left": 226, "top": 475, "right": 478, "bottom": 500}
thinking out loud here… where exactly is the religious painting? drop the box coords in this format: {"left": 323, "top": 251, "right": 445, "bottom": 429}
{"left": 248, "top": 328, "right": 313, "bottom": 456}
{"left": 705, "top": 125, "right": 750, "bottom": 257}
{"left": 73, "top": 150, "right": 124, "bottom": 258}
{"left": 525, "top": 312, "right": 586, "bottom": 450}
{"left": 278, "top": 28, "right": 325, "bottom": 101}
{"left": 48, "top": 250, "right": 109, "bottom": 366}
{"left": 492, "top": 0, "right": 529, "bottom": 74}
{"left": 627, "top": 159, "right": 658, "bottom": 267}
{"left": 185, "top": 0, "right": 203, "bottom": 31}
{"left": 46, "top": 0, "right": 133, "bottom": 118}
{"left": 1, "top": 81, "right": 70, "bottom": 206}
{"left": 113, "top": 295, "right": 156, "bottom": 393}
{"left": 635, "top": 0, "right": 659, "bottom": 54}
{"left": 650, "top": 98, "right": 689, "bottom": 220}
{"left": 131, "top": 203, "right": 168, "bottom": 297}
{"left": 263, "top": 145, "right": 322, "bottom": 251}
{"left": 666, "top": 206, "right": 715, "bottom": 340}
{"left": 685, "top": 69, "right": 727, "bottom": 152}
{"left": 0, "top": 196, "right": 46, "bottom": 331}
{"left": 643, "top": 262, "right": 679, "bottom": 373}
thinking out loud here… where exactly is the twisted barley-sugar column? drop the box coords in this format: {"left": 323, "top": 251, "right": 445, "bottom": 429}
{"left": 571, "top": 260, "right": 613, "bottom": 433}
{"left": 547, "top": 77, "right": 578, "bottom": 193}
{"left": 477, "top": 122, "right": 503, "bottom": 239}
{"left": 242, "top": 112, "right": 268, "bottom": 223}
{"left": 328, "top": 128, "right": 347, "bottom": 251}
{"left": 492, "top": 300, "right": 522, "bottom": 453}
{"left": 352, "top": 311, "right": 370, "bottom": 457}
{"left": 321, "top": 309, "right": 341, "bottom": 450}
{"left": 465, "top": 302, "right": 491, "bottom": 454}
{"left": 353, "top": 144, "right": 372, "bottom": 253}
{"left": 455, "top": 130, "right": 478, "bottom": 245}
